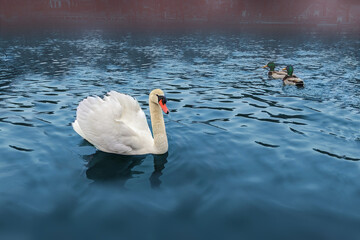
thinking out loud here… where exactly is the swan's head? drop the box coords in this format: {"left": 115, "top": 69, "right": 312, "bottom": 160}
{"left": 150, "top": 89, "right": 169, "bottom": 114}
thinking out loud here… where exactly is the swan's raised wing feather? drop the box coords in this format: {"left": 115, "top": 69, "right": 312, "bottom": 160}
{"left": 73, "top": 91, "right": 154, "bottom": 154}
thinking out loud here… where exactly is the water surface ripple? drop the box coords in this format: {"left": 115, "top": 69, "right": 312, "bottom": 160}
{"left": 0, "top": 31, "right": 359, "bottom": 239}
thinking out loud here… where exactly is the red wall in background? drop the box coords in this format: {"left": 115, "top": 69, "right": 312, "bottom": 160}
{"left": 0, "top": 0, "right": 359, "bottom": 30}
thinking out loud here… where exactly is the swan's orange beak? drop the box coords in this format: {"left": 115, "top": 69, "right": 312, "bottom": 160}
{"left": 159, "top": 99, "right": 169, "bottom": 114}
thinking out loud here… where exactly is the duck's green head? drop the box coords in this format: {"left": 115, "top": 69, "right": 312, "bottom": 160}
{"left": 283, "top": 65, "right": 294, "bottom": 76}
{"left": 263, "top": 62, "right": 276, "bottom": 71}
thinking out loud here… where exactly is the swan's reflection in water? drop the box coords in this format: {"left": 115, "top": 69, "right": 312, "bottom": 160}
{"left": 83, "top": 151, "right": 168, "bottom": 188}
{"left": 150, "top": 153, "right": 168, "bottom": 188}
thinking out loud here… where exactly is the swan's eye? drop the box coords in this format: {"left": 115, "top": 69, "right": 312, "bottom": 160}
{"left": 157, "top": 95, "right": 167, "bottom": 104}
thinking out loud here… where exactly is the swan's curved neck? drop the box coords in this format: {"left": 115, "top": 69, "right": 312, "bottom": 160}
{"left": 149, "top": 100, "right": 168, "bottom": 154}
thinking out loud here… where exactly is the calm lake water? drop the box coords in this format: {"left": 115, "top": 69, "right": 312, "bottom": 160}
{"left": 0, "top": 30, "right": 359, "bottom": 240}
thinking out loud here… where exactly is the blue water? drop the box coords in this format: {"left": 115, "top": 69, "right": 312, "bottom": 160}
{"left": 0, "top": 30, "right": 359, "bottom": 240}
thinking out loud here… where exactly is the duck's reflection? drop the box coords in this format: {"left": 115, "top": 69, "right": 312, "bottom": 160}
{"left": 83, "top": 151, "right": 168, "bottom": 188}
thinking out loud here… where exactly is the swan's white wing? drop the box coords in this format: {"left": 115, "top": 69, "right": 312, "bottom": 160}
{"left": 73, "top": 91, "right": 154, "bottom": 154}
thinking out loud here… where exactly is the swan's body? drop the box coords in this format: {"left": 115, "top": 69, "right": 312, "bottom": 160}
{"left": 282, "top": 65, "right": 304, "bottom": 87}
{"left": 263, "top": 62, "right": 287, "bottom": 79}
{"left": 72, "top": 89, "right": 169, "bottom": 155}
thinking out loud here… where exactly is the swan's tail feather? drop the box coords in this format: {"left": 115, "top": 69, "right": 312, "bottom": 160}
{"left": 72, "top": 120, "right": 86, "bottom": 139}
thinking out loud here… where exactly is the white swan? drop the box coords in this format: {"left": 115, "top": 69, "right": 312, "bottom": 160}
{"left": 72, "top": 89, "right": 169, "bottom": 155}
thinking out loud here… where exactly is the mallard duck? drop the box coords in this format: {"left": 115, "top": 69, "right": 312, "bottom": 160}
{"left": 282, "top": 65, "right": 304, "bottom": 87}
{"left": 262, "top": 62, "right": 287, "bottom": 79}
